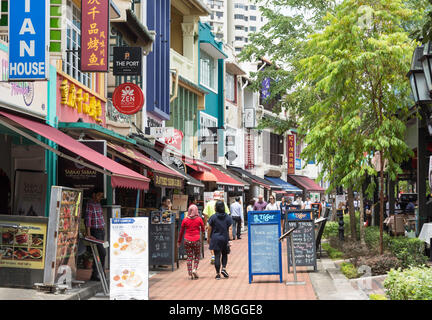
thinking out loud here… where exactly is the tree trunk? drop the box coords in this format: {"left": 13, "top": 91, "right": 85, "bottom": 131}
{"left": 359, "top": 189, "right": 365, "bottom": 245}
{"left": 347, "top": 186, "right": 357, "bottom": 241}
{"left": 379, "top": 151, "right": 385, "bottom": 255}
{"left": 331, "top": 188, "right": 337, "bottom": 221}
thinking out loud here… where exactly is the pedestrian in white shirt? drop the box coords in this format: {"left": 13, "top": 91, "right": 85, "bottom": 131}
{"left": 230, "top": 197, "right": 244, "bottom": 240}
{"left": 265, "top": 195, "right": 280, "bottom": 211}
{"left": 303, "top": 197, "right": 312, "bottom": 209}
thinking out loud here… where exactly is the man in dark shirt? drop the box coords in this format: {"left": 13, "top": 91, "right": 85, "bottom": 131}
{"left": 84, "top": 188, "right": 105, "bottom": 281}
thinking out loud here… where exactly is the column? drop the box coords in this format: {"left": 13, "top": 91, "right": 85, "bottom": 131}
{"left": 417, "top": 117, "right": 428, "bottom": 236}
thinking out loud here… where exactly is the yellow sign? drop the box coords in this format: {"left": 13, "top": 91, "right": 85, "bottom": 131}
{"left": 154, "top": 174, "right": 183, "bottom": 189}
{"left": 60, "top": 79, "right": 103, "bottom": 123}
{"left": 0, "top": 221, "right": 47, "bottom": 270}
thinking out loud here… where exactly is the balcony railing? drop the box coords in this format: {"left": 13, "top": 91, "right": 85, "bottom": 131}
{"left": 170, "top": 49, "right": 194, "bottom": 82}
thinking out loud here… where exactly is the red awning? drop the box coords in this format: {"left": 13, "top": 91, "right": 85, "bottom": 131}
{"left": 252, "top": 179, "right": 271, "bottom": 190}
{"left": 184, "top": 158, "right": 211, "bottom": 172}
{"left": 188, "top": 170, "right": 218, "bottom": 182}
{"left": 207, "top": 164, "right": 244, "bottom": 186}
{"left": 107, "top": 142, "right": 183, "bottom": 178}
{"left": 0, "top": 111, "right": 150, "bottom": 190}
{"left": 287, "top": 175, "right": 325, "bottom": 192}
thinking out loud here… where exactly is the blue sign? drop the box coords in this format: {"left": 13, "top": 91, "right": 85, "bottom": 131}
{"left": 9, "top": 0, "right": 49, "bottom": 80}
{"left": 248, "top": 210, "right": 283, "bottom": 284}
{"left": 295, "top": 158, "right": 301, "bottom": 170}
{"left": 286, "top": 210, "right": 314, "bottom": 221}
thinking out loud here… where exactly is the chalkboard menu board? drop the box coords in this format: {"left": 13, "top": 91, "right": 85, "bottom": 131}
{"left": 149, "top": 222, "right": 175, "bottom": 271}
{"left": 286, "top": 209, "right": 317, "bottom": 271}
{"left": 248, "top": 211, "right": 282, "bottom": 283}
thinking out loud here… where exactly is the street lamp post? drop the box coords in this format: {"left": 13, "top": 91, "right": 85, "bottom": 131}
{"left": 407, "top": 45, "right": 432, "bottom": 104}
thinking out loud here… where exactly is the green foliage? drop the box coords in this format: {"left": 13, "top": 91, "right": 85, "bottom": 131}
{"left": 384, "top": 266, "right": 432, "bottom": 300}
{"left": 358, "top": 254, "right": 402, "bottom": 276}
{"left": 388, "top": 237, "right": 428, "bottom": 268}
{"left": 340, "top": 262, "right": 360, "bottom": 279}
{"left": 364, "top": 226, "right": 392, "bottom": 251}
{"left": 322, "top": 242, "right": 344, "bottom": 260}
{"left": 323, "top": 221, "right": 339, "bottom": 239}
{"left": 369, "top": 294, "right": 388, "bottom": 300}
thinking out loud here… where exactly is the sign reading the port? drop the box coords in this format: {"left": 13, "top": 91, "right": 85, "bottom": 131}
{"left": 8, "top": 0, "right": 49, "bottom": 80}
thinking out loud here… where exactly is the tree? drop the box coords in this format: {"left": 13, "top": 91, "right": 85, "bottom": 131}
{"left": 296, "top": 0, "right": 416, "bottom": 253}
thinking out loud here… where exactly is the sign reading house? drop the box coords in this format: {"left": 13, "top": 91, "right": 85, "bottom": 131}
{"left": 8, "top": 0, "right": 49, "bottom": 80}
{"left": 113, "top": 47, "right": 142, "bottom": 76}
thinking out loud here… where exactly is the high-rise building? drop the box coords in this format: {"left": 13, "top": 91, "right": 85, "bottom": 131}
{"left": 201, "top": 0, "right": 266, "bottom": 54}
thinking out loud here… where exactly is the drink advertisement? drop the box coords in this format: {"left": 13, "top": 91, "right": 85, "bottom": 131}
{"left": 110, "top": 218, "right": 149, "bottom": 300}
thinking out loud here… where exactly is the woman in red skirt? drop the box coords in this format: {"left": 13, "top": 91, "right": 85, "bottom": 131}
{"left": 178, "top": 204, "right": 205, "bottom": 280}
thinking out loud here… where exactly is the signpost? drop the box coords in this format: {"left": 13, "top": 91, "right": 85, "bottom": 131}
{"left": 248, "top": 210, "right": 283, "bottom": 284}
{"left": 113, "top": 47, "right": 142, "bottom": 76}
{"left": 8, "top": 0, "right": 49, "bottom": 80}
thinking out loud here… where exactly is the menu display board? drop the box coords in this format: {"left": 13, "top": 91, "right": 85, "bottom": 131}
{"left": 286, "top": 209, "right": 317, "bottom": 271}
{"left": 0, "top": 215, "right": 48, "bottom": 288}
{"left": 247, "top": 211, "right": 283, "bottom": 283}
{"left": 149, "top": 222, "right": 175, "bottom": 269}
{"left": 110, "top": 218, "right": 149, "bottom": 300}
{"left": 172, "top": 195, "right": 188, "bottom": 212}
{"left": 0, "top": 218, "right": 47, "bottom": 269}
{"left": 44, "top": 186, "right": 83, "bottom": 285}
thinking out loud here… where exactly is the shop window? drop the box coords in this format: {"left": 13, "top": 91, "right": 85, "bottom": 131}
{"left": 200, "top": 50, "right": 217, "bottom": 92}
{"left": 225, "top": 73, "right": 236, "bottom": 103}
{"left": 199, "top": 113, "right": 218, "bottom": 163}
{"left": 63, "top": 0, "right": 95, "bottom": 91}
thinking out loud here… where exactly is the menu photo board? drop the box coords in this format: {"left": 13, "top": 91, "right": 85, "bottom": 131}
{"left": 110, "top": 218, "right": 149, "bottom": 300}
{"left": 172, "top": 195, "right": 188, "bottom": 212}
{"left": 44, "top": 186, "right": 83, "bottom": 286}
{"left": 247, "top": 211, "right": 283, "bottom": 284}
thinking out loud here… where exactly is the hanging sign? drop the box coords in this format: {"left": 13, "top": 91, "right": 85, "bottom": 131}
{"left": 112, "top": 83, "right": 145, "bottom": 115}
{"left": 8, "top": 0, "right": 49, "bottom": 80}
{"left": 113, "top": 47, "right": 142, "bottom": 76}
{"left": 287, "top": 134, "right": 295, "bottom": 175}
{"left": 81, "top": 0, "right": 109, "bottom": 72}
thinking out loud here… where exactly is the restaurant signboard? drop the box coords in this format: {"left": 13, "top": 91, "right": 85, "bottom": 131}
{"left": 287, "top": 134, "right": 295, "bottom": 175}
{"left": 81, "top": 0, "right": 109, "bottom": 72}
{"left": 113, "top": 47, "right": 142, "bottom": 76}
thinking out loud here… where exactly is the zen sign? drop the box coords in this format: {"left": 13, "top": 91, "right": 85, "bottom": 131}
{"left": 8, "top": 0, "right": 49, "bottom": 80}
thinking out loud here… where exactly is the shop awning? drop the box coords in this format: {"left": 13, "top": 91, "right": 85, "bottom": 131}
{"left": 212, "top": 164, "right": 250, "bottom": 190}
{"left": 286, "top": 175, "right": 325, "bottom": 192}
{"left": 200, "top": 42, "right": 228, "bottom": 60}
{"left": 264, "top": 176, "right": 303, "bottom": 193}
{"left": 107, "top": 142, "right": 184, "bottom": 189}
{"left": 184, "top": 158, "right": 212, "bottom": 172}
{"left": 136, "top": 144, "right": 205, "bottom": 188}
{"left": 227, "top": 166, "right": 275, "bottom": 189}
{"left": 188, "top": 170, "right": 218, "bottom": 182}
{"left": 206, "top": 164, "right": 244, "bottom": 186}
{"left": 0, "top": 111, "right": 149, "bottom": 190}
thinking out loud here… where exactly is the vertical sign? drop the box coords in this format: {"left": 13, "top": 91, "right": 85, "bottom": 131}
{"left": 81, "top": 0, "right": 109, "bottom": 72}
{"left": 287, "top": 134, "right": 295, "bottom": 175}
{"left": 8, "top": 0, "right": 49, "bottom": 80}
{"left": 110, "top": 218, "right": 149, "bottom": 300}
{"left": 429, "top": 156, "right": 432, "bottom": 192}
{"left": 245, "top": 131, "right": 255, "bottom": 170}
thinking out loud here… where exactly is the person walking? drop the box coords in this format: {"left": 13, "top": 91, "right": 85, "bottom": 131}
{"left": 203, "top": 194, "right": 230, "bottom": 265}
{"left": 303, "top": 196, "right": 312, "bottom": 209}
{"left": 84, "top": 188, "right": 106, "bottom": 281}
{"left": 265, "top": 195, "right": 280, "bottom": 211}
{"left": 230, "top": 197, "right": 243, "bottom": 240}
{"left": 253, "top": 195, "right": 267, "bottom": 211}
{"left": 247, "top": 199, "right": 255, "bottom": 213}
{"left": 208, "top": 200, "right": 233, "bottom": 280}
{"left": 178, "top": 204, "right": 205, "bottom": 280}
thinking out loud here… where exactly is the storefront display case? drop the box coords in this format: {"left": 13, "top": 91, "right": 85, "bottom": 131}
{"left": 0, "top": 215, "right": 48, "bottom": 288}
{"left": 43, "top": 186, "right": 83, "bottom": 286}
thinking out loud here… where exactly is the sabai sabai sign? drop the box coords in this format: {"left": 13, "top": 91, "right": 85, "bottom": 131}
{"left": 8, "top": 0, "right": 49, "bottom": 80}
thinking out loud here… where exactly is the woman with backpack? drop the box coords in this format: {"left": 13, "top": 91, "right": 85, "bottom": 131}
{"left": 207, "top": 200, "right": 233, "bottom": 280}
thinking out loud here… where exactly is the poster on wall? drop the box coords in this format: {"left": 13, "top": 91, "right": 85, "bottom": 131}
{"left": 13, "top": 170, "right": 47, "bottom": 216}
{"left": 336, "top": 194, "right": 346, "bottom": 210}
{"left": 110, "top": 218, "right": 149, "bottom": 300}
{"left": 57, "top": 140, "right": 106, "bottom": 198}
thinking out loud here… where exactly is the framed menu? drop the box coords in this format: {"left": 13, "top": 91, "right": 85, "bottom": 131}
{"left": 44, "top": 186, "right": 83, "bottom": 286}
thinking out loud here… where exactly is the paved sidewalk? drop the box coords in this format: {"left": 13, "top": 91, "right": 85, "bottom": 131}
{"left": 149, "top": 233, "right": 317, "bottom": 300}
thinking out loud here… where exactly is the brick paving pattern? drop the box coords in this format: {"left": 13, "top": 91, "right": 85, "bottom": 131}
{"left": 149, "top": 232, "right": 317, "bottom": 300}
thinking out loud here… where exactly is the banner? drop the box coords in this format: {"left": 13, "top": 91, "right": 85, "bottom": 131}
{"left": 8, "top": 0, "right": 49, "bottom": 80}
{"left": 287, "top": 134, "right": 295, "bottom": 175}
{"left": 13, "top": 170, "right": 47, "bottom": 216}
{"left": 81, "top": 0, "right": 109, "bottom": 72}
{"left": 110, "top": 218, "right": 149, "bottom": 300}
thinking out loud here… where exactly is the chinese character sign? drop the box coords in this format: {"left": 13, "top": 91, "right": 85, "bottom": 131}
{"left": 287, "top": 134, "right": 295, "bottom": 175}
{"left": 8, "top": 0, "right": 49, "bottom": 80}
{"left": 81, "top": 0, "right": 109, "bottom": 72}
